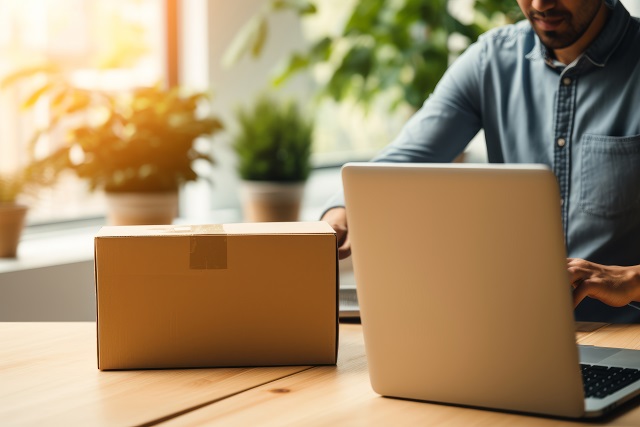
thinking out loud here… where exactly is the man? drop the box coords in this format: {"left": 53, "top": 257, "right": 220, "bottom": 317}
{"left": 321, "top": 0, "right": 640, "bottom": 322}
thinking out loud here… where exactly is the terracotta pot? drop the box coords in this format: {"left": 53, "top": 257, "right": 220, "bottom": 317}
{"left": 0, "top": 203, "right": 28, "bottom": 258}
{"left": 105, "top": 192, "right": 179, "bottom": 226}
{"left": 240, "top": 181, "right": 305, "bottom": 222}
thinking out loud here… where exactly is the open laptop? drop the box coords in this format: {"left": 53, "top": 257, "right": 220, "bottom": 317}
{"left": 342, "top": 162, "right": 640, "bottom": 419}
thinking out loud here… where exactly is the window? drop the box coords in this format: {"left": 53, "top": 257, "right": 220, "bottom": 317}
{"left": 15, "top": 0, "right": 633, "bottom": 222}
{"left": 0, "top": 0, "right": 166, "bottom": 225}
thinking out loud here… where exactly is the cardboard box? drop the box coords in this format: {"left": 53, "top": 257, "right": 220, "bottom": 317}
{"left": 94, "top": 221, "right": 338, "bottom": 370}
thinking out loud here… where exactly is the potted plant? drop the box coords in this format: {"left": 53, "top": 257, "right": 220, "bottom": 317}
{"left": 0, "top": 169, "right": 32, "bottom": 257}
{"left": 232, "top": 94, "right": 313, "bottom": 222}
{"left": 27, "top": 84, "right": 223, "bottom": 225}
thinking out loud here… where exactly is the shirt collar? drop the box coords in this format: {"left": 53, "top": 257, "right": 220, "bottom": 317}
{"left": 525, "top": 0, "right": 631, "bottom": 67}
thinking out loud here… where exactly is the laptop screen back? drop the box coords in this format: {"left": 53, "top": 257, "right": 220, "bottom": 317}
{"left": 342, "top": 162, "right": 585, "bottom": 417}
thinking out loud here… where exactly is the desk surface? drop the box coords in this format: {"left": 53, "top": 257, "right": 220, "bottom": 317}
{"left": 1, "top": 322, "right": 640, "bottom": 426}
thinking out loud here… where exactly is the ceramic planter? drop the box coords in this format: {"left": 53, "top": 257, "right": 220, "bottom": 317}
{"left": 240, "top": 181, "right": 305, "bottom": 222}
{"left": 104, "top": 191, "right": 179, "bottom": 226}
{"left": 0, "top": 203, "right": 28, "bottom": 258}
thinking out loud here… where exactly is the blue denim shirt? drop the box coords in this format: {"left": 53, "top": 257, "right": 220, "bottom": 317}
{"left": 327, "top": 1, "right": 640, "bottom": 322}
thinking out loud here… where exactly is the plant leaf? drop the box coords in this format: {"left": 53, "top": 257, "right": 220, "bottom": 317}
{"left": 0, "top": 63, "right": 59, "bottom": 89}
{"left": 271, "top": 0, "right": 317, "bottom": 15}
{"left": 252, "top": 15, "right": 269, "bottom": 57}
{"left": 221, "top": 14, "right": 267, "bottom": 68}
{"left": 20, "top": 82, "right": 57, "bottom": 109}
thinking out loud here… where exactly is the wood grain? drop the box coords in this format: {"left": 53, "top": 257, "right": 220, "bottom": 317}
{"left": 4, "top": 322, "right": 640, "bottom": 427}
{"left": 577, "top": 323, "right": 640, "bottom": 349}
{"left": 159, "top": 324, "right": 640, "bottom": 427}
{"left": 0, "top": 322, "right": 310, "bottom": 426}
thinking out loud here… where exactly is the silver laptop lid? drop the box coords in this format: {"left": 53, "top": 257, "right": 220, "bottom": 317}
{"left": 343, "top": 163, "right": 585, "bottom": 418}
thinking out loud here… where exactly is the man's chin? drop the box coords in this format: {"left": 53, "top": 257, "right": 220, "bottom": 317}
{"left": 535, "top": 31, "right": 575, "bottom": 51}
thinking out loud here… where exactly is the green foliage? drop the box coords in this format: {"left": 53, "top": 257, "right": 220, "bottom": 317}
{"left": 2, "top": 66, "right": 223, "bottom": 193}
{"left": 474, "top": 0, "right": 525, "bottom": 24}
{"left": 222, "top": 0, "right": 317, "bottom": 68}
{"left": 64, "top": 86, "right": 223, "bottom": 192}
{"left": 227, "top": 0, "right": 523, "bottom": 112}
{"left": 233, "top": 95, "right": 313, "bottom": 182}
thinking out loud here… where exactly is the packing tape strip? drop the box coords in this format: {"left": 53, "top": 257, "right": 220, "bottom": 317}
{"left": 189, "top": 224, "right": 228, "bottom": 270}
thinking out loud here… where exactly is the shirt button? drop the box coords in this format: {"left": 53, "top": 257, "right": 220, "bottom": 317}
{"left": 557, "top": 138, "right": 566, "bottom": 147}
{"left": 563, "top": 77, "right": 572, "bottom": 86}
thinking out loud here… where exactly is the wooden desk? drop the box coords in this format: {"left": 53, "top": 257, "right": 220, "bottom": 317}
{"left": 2, "top": 323, "right": 640, "bottom": 426}
{"left": 0, "top": 323, "right": 310, "bottom": 426}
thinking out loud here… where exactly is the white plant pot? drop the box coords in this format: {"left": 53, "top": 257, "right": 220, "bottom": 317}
{"left": 105, "top": 191, "right": 179, "bottom": 226}
{"left": 0, "top": 203, "right": 28, "bottom": 258}
{"left": 240, "top": 181, "right": 305, "bottom": 222}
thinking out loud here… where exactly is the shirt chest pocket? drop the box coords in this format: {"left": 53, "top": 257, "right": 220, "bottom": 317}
{"left": 580, "top": 134, "right": 640, "bottom": 218}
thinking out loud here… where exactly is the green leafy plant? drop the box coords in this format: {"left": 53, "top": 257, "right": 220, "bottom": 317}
{"left": 227, "top": 0, "right": 523, "bottom": 112}
{"left": 233, "top": 95, "right": 313, "bottom": 182}
{"left": 2, "top": 65, "right": 223, "bottom": 193}
{"left": 34, "top": 85, "right": 223, "bottom": 192}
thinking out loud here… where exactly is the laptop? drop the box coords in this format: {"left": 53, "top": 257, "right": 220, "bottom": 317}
{"left": 342, "top": 162, "right": 640, "bottom": 419}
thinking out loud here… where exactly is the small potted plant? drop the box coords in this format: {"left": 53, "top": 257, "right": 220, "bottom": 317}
{"left": 0, "top": 169, "right": 32, "bottom": 257}
{"left": 232, "top": 94, "right": 313, "bottom": 222}
{"left": 28, "top": 84, "right": 223, "bottom": 225}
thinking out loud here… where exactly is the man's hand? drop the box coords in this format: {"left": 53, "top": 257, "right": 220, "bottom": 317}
{"left": 321, "top": 207, "right": 351, "bottom": 260}
{"left": 568, "top": 258, "right": 640, "bottom": 308}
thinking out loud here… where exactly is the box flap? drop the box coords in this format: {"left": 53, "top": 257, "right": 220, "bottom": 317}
{"left": 96, "top": 221, "right": 335, "bottom": 237}
{"left": 222, "top": 221, "right": 335, "bottom": 235}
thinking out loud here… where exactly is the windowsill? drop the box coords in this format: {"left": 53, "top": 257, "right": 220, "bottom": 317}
{"left": 0, "top": 226, "right": 100, "bottom": 274}
{"left": 1, "top": 208, "right": 336, "bottom": 274}
{"left": 0, "top": 134, "right": 489, "bottom": 274}
{"left": 0, "top": 166, "right": 351, "bottom": 321}
{"left": 0, "top": 167, "right": 341, "bottom": 274}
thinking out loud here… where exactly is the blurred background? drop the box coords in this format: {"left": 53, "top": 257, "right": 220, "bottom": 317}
{"left": 1, "top": 0, "right": 638, "bottom": 320}
{"left": 1, "top": 0, "right": 639, "bottom": 226}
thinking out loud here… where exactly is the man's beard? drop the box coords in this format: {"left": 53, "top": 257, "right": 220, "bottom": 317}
{"left": 527, "top": 2, "right": 601, "bottom": 51}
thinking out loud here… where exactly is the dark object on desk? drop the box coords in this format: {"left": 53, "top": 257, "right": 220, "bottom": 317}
{"left": 339, "top": 287, "right": 360, "bottom": 323}
{"left": 575, "top": 298, "right": 640, "bottom": 324}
